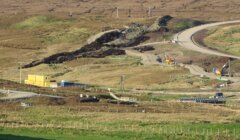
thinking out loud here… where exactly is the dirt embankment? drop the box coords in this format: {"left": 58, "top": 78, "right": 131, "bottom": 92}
{"left": 22, "top": 16, "right": 172, "bottom": 68}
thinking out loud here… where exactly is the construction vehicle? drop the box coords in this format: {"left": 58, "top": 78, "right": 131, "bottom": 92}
{"left": 213, "top": 68, "right": 222, "bottom": 76}
{"left": 213, "top": 60, "right": 232, "bottom": 77}
{"left": 79, "top": 94, "right": 99, "bottom": 103}
{"left": 164, "top": 54, "right": 175, "bottom": 65}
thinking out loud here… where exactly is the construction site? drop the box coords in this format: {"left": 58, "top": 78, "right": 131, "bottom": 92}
{"left": 1, "top": 0, "right": 240, "bottom": 140}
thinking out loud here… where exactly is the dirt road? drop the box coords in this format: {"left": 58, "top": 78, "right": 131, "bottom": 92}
{"left": 126, "top": 42, "right": 240, "bottom": 82}
{"left": 125, "top": 49, "right": 160, "bottom": 65}
{"left": 0, "top": 89, "right": 63, "bottom": 100}
{"left": 174, "top": 20, "right": 240, "bottom": 59}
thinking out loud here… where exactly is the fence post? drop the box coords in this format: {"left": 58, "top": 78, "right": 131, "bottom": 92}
{"left": 234, "top": 129, "right": 236, "bottom": 138}
{"left": 87, "top": 122, "right": 89, "bottom": 130}
{"left": 116, "top": 7, "right": 119, "bottom": 18}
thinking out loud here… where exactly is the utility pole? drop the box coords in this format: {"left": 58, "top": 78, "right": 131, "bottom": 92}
{"left": 18, "top": 61, "right": 28, "bottom": 84}
{"left": 228, "top": 59, "right": 231, "bottom": 77}
{"left": 0, "top": 71, "right": 2, "bottom": 80}
{"left": 18, "top": 62, "right": 23, "bottom": 84}
{"left": 120, "top": 75, "right": 126, "bottom": 94}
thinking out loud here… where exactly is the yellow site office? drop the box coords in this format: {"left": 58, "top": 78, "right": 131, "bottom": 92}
{"left": 25, "top": 75, "right": 51, "bottom": 87}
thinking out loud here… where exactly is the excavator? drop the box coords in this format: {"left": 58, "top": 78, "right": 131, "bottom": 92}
{"left": 164, "top": 54, "right": 175, "bottom": 65}
{"left": 213, "top": 60, "right": 232, "bottom": 77}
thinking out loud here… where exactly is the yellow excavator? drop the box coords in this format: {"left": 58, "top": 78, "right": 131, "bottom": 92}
{"left": 164, "top": 54, "right": 175, "bottom": 65}
{"left": 213, "top": 60, "right": 232, "bottom": 77}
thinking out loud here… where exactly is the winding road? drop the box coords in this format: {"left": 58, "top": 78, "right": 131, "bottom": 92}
{"left": 126, "top": 20, "right": 240, "bottom": 82}
{"left": 174, "top": 20, "right": 240, "bottom": 59}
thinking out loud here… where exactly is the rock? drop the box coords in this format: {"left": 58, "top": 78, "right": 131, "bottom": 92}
{"left": 105, "top": 23, "right": 149, "bottom": 47}
{"left": 148, "top": 15, "right": 173, "bottom": 32}
{"left": 133, "top": 45, "right": 155, "bottom": 53}
{"left": 87, "top": 29, "right": 122, "bottom": 44}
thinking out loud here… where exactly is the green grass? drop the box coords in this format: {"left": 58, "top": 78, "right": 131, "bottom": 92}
{"left": 41, "top": 27, "right": 91, "bottom": 44}
{"left": 172, "top": 20, "right": 203, "bottom": 33}
{"left": 204, "top": 25, "right": 240, "bottom": 55}
{"left": 13, "top": 16, "right": 63, "bottom": 29}
{"left": 137, "top": 93, "right": 195, "bottom": 101}
{"left": 0, "top": 123, "right": 239, "bottom": 140}
{"left": 0, "top": 128, "right": 123, "bottom": 140}
{"left": 12, "top": 16, "right": 91, "bottom": 45}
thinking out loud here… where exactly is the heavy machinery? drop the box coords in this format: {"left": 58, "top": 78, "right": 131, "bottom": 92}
{"left": 213, "top": 60, "right": 232, "bottom": 77}
{"left": 79, "top": 94, "right": 99, "bottom": 103}
{"left": 164, "top": 54, "right": 175, "bottom": 65}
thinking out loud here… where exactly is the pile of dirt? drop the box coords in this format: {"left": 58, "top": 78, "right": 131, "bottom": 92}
{"left": 23, "top": 15, "right": 172, "bottom": 68}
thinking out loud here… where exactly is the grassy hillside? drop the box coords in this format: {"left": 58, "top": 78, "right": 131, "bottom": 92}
{"left": 0, "top": 101, "right": 240, "bottom": 140}
{"left": 204, "top": 25, "right": 240, "bottom": 56}
{"left": 0, "top": 14, "right": 217, "bottom": 90}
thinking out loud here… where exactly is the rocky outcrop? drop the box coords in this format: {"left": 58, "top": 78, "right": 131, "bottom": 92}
{"left": 105, "top": 23, "right": 149, "bottom": 47}
{"left": 22, "top": 42, "right": 126, "bottom": 68}
{"left": 23, "top": 15, "right": 173, "bottom": 68}
{"left": 133, "top": 45, "right": 155, "bottom": 53}
{"left": 148, "top": 15, "right": 173, "bottom": 32}
{"left": 105, "top": 16, "right": 173, "bottom": 47}
{"left": 87, "top": 29, "right": 122, "bottom": 44}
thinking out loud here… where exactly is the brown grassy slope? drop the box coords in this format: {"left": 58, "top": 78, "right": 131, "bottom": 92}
{"left": 1, "top": 0, "right": 240, "bottom": 21}
{"left": 0, "top": 15, "right": 154, "bottom": 81}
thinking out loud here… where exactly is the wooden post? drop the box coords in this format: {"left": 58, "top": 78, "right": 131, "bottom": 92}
{"left": 116, "top": 7, "right": 119, "bottom": 18}
{"left": 148, "top": 7, "right": 151, "bottom": 17}
{"left": 228, "top": 59, "right": 231, "bottom": 77}
{"left": 234, "top": 129, "right": 236, "bottom": 138}
{"left": 128, "top": 9, "right": 131, "bottom": 18}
